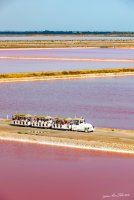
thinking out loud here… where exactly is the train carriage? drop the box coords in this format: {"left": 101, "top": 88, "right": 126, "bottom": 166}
{"left": 52, "top": 117, "right": 72, "bottom": 130}
{"left": 12, "top": 114, "right": 32, "bottom": 127}
{"left": 31, "top": 115, "right": 53, "bottom": 128}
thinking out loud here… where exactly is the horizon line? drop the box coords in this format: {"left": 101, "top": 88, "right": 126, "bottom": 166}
{"left": 0, "top": 31, "right": 134, "bottom": 35}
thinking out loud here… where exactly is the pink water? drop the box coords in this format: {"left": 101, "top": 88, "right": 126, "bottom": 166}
{"left": 0, "top": 35, "right": 134, "bottom": 40}
{"left": 0, "top": 48, "right": 134, "bottom": 74}
{"left": 0, "top": 140, "right": 133, "bottom": 200}
{"left": 0, "top": 59, "right": 134, "bottom": 74}
{"left": 0, "top": 48, "right": 134, "bottom": 59}
{"left": 0, "top": 77, "right": 134, "bottom": 129}
{"left": 0, "top": 45, "right": 134, "bottom": 200}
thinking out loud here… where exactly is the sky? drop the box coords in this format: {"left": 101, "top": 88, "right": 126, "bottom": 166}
{"left": 0, "top": 0, "right": 134, "bottom": 31}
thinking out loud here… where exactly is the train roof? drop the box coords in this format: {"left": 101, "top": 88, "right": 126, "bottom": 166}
{"left": 13, "top": 114, "right": 84, "bottom": 121}
{"left": 54, "top": 117, "right": 72, "bottom": 120}
{"left": 13, "top": 113, "right": 32, "bottom": 117}
{"left": 33, "top": 115, "right": 52, "bottom": 119}
{"left": 54, "top": 117, "right": 84, "bottom": 121}
{"left": 73, "top": 118, "right": 84, "bottom": 121}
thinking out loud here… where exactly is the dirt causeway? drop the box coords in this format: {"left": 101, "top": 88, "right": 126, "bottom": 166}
{"left": 0, "top": 119, "right": 134, "bottom": 154}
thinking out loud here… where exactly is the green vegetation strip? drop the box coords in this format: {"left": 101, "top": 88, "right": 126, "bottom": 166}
{"left": 0, "top": 68, "right": 134, "bottom": 79}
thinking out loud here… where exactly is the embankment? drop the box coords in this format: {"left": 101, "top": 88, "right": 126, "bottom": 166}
{"left": 0, "top": 68, "right": 134, "bottom": 82}
{"left": 0, "top": 39, "right": 134, "bottom": 48}
{"left": 0, "top": 119, "right": 134, "bottom": 154}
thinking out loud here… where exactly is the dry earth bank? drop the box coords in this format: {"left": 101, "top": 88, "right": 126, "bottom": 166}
{"left": 0, "top": 40, "right": 134, "bottom": 48}
{"left": 0, "top": 119, "right": 134, "bottom": 154}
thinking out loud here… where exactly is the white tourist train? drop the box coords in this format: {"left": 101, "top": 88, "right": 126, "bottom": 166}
{"left": 12, "top": 114, "right": 94, "bottom": 132}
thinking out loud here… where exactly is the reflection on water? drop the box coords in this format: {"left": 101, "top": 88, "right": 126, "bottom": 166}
{"left": 0, "top": 140, "right": 133, "bottom": 200}
{"left": 0, "top": 77, "right": 134, "bottom": 129}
